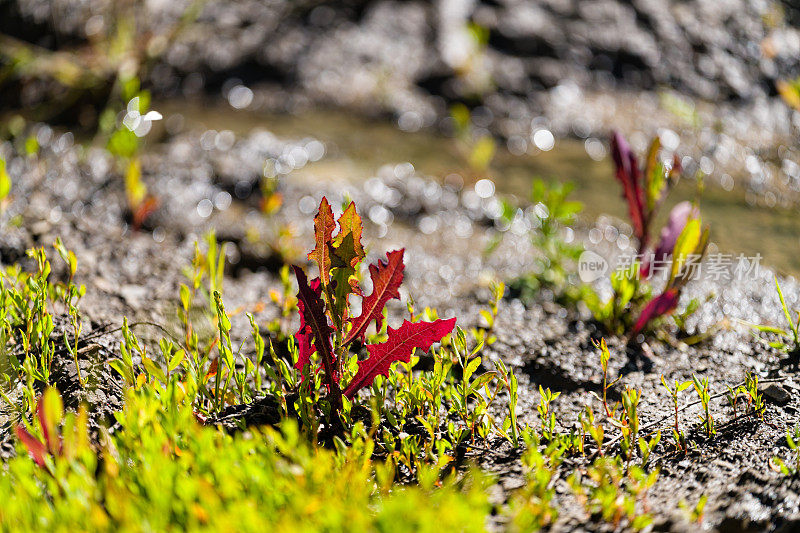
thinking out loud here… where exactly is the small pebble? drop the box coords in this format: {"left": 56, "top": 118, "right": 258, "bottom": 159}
{"left": 761, "top": 384, "right": 791, "bottom": 405}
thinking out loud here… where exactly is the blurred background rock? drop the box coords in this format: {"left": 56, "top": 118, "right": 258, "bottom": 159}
{"left": 3, "top": 0, "right": 799, "bottom": 132}
{"left": 3, "top": 0, "right": 800, "bottom": 272}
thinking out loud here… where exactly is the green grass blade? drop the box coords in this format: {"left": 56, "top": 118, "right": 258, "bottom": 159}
{"left": 775, "top": 277, "right": 798, "bottom": 344}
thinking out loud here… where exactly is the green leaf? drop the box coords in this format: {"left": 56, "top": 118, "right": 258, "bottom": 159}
{"left": 611, "top": 267, "right": 636, "bottom": 310}
{"left": 142, "top": 356, "right": 167, "bottom": 384}
{"left": 644, "top": 137, "right": 665, "bottom": 211}
{"left": 555, "top": 200, "right": 583, "bottom": 221}
{"left": 752, "top": 324, "right": 788, "bottom": 335}
{"left": 464, "top": 356, "right": 482, "bottom": 382}
{"left": 776, "top": 277, "right": 799, "bottom": 344}
{"left": 670, "top": 217, "right": 701, "bottom": 283}
{"left": 108, "top": 127, "right": 139, "bottom": 159}
{"left": 0, "top": 158, "right": 11, "bottom": 201}
{"left": 168, "top": 350, "right": 185, "bottom": 373}
{"left": 179, "top": 284, "right": 192, "bottom": 312}
{"left": 469, "top": 372, "right": 496, "bottom": 395}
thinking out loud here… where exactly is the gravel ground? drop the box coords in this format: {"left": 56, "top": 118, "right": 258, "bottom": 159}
{"left": 2, "top": 121, "right": 800, "bottom": 530}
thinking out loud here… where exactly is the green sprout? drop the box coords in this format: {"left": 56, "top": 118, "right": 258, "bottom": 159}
{"left": 491, "top": 179, "right": 584, "bottom": 303}
{"left": 749, "top": 277, "right": 800, "bottom": 361}
{"left": 692, "top": 374, "right": 715, "bottom": 437}
{"left": 772, "top": 425, "right": 800, "bottom": 476}
{"left": 679, "top": 494, "right": 708, "bottom": 524}
{"left": 591, "top": 338, "right": 621, "bottom": 417}
{"left": 660, "top": 376, "right": 692, "bottom": 452}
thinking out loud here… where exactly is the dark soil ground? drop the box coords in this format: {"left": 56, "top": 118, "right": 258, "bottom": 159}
{"left": 2, "top": 123, "right": 800, "bottom": 531}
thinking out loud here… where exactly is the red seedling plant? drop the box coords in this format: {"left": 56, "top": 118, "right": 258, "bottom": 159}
{"left": 610, "top": 131, "right": 709, "bottom": 334}
{"left": 294, "top": 197, "right": 456, "bottom": 411}
{"left": 610, "top": 131, "right": 681, "bottom": 260}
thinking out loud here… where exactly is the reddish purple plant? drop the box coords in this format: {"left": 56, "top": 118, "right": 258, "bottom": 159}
{"left": 632, "top": 289, "right": 680, "bottom": 335}
{"left": 610, "top": 131, "right": 682, "bottom": 257}
{"left": 610, "top": 132, "right": 709, "bottom": 335}
{"left": 294, "top": 197, "right": 456, "bottom": 410}
{"left": 642, "top": 201, "right": 697, "bottom": 277}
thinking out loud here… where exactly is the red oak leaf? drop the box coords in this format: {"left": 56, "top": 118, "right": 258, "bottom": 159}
{"left": 294, "top": 276, "right": 322, "bottom": 377}
{"left": 344, "top": 249, "right": 405, "bottom": 345}
{"left": 611, "top": 131, "right": 647, "bottom": 248}
{"left": 344, "top": 317, "right": 456, "bottom": 399}
{"left": 632, "top": 289, "right": 679, "bottom": 334}
{"left": 293, "top": 267, "right": 340, "bottom": 393}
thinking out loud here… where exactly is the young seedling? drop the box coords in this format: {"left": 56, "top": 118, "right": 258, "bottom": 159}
{"left": 750, "top": 277, "right": 800, "bottom": 362}
{"left": 568, "top": 454, "right": 658, "bottom": 531}
{"left": 660, "top": 376, "right": 692, "bottom": 451}
{"left": 508, "top": 430, "right": 562, "bottom": 530}
{"left": 537, "top": 385, "right": 561, "bottom": 442}
{"left": 679, "top": 494, "right": 708, "bottom": 525}
{"left": 743, "top": 372, "right": 765, "bottom": 419}
{"left": 491, "top": 179, "right": 584, "bottom": 303}
{"left": 771, "top": 425, "right": 800, "bottom": 476}
{"left": 294, "top": 197, "right": 456, "bottom": 413}
{"left": 638, "top": 430, "right": 661, "bottom": 466}
{"left": 591, "top": 338, "right": 620, "bottom": 417}
{"left": 588, "top": 132, "right": 710, "bottom": 338}
{"left": 474, "top": 280, "right": 503, "bottom": 346}
{"left": 692, "top": 374, "right": 715, "bottom": 437}
{"left": 495, "top": 358, "right": 520, "bottom": 446}
{"left": 106, "top": 86, "right": 162, "bottom": 230}
{"left": 580, "top": 405, "right": 605, "bottom": 456}
{"left": 616, "top": 388, "right": 641, "bottom": 469}
{"left": 449, "top": 325, "right": 501, "bottom": 442}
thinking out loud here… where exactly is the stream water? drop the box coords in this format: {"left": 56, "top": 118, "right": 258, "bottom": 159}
{"left": 159, "top": 99, "right": 800, "bottom": 277}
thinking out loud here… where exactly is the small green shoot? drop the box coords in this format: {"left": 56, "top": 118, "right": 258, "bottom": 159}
{"left": 679, "top": 494, "right": 708, "bottom": 524}
{"left": 591, "top": 338, "right": 620, "bottom": 417}
{"left": 537, "top": 386, "right": 561, "bottom": 442}
{"left": 750, "top": 277, "right": 800, "bottom": 359}
{"left": 771, "top": 425, "right": 800, "bottom": 476}
{"left": 692, "top": 374, "right": 715, "bottom": 437}
{"left": 660, "top": 376, "right": 692, "bottom": 452}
